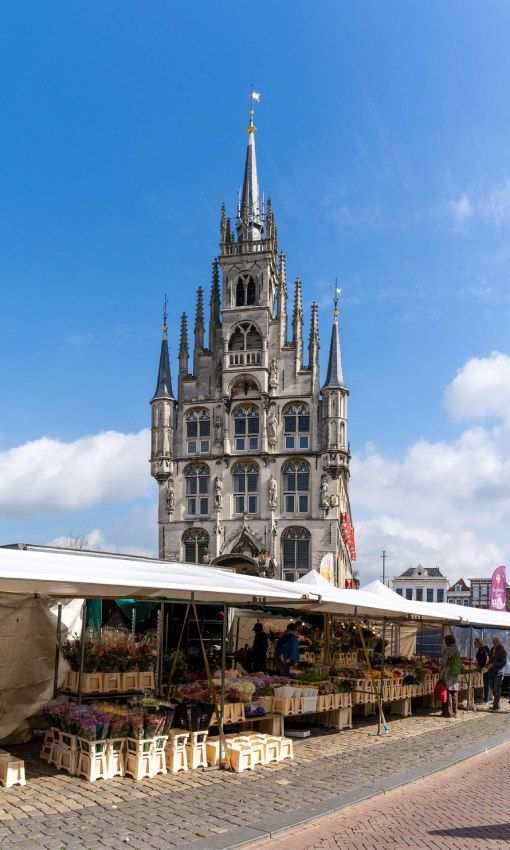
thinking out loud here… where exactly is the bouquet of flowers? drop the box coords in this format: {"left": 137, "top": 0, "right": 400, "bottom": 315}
{"left": 128, "top": 710, "right": 145, "bottom": 739}
{"left": 144, "top": 712, "right": 165, "bottom": 738}
{"left": 108, "top": 710, "right": 131, "bottom": 739}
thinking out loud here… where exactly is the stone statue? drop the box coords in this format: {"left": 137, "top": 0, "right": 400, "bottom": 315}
{"left": 214, "top": 409, "right": 223, "bottom": 445}
{"left": 214, "top": 476, "right": 223, "bottom": 509}
{"left": 268, "top": 474, "right": 277, "bottom": 509}
{"left": 269, "top": 357, "right": 278, "bottom": 389}
{"left": 320, "top": 474, "right": 329, "bottom": 510}
{"left": 329, "top": 493, "right": 339, "bottom": 508}
{"left": 166, "top": 479, "right": 175, "bottom": 515}
{"left": 268, "top": 411, "right": 278, "bottom": 446}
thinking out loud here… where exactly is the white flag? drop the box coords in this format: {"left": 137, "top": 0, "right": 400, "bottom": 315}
{"left": 251, "top": 91, "right": 261, "bottom": 102}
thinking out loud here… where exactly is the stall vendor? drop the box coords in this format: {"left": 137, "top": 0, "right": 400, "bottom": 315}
{"left": 274, "top": 623, "right": 300, "bottom": 675}
{"left": 252, "top": 623, "right": 269, "bottom": 673}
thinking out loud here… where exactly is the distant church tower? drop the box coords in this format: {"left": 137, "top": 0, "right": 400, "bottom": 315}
{"left": 150, "top": 103, "right": 356, "bottom": 587}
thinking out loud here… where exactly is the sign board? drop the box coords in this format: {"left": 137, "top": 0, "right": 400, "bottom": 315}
{"left": 319, "top": 553, "right": 335, "bottom": 583}
{"left": 490, "top": 565, "right": 507, "bottom": 611}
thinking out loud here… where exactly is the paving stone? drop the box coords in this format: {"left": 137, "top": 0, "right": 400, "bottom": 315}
{"left": 1, "top": 708, "right": 509, "bottom": 848}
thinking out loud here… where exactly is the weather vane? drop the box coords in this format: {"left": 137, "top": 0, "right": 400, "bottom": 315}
{"left": 332, "top": 279, "right": 341, "bottom": 318}
{"left": 162, "top": 294, "right": 168, "bottom": 336}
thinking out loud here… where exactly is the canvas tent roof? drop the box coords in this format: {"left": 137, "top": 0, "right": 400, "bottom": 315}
{"left": 360, "top": 579, "right": 510, "bottom": 630}
{"left": 0, "top": 548, "right": 319, "bottom": 605}
{"left": 433, "top": 602, "right": 510, "bottom": 629}
{"left": 296, "top": 573, "right": 463, "bottom": 623}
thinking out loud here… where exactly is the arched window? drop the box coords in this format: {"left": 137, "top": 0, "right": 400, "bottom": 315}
{"left": 185, "top": 464, "right": 210, "bottom": 518}
{"left": 185, "top": 409, "right": 211, "bottom": 454}
{"left": 228, "top": 323, "right": 263, "bottom": 368}
{"left": 282, "top": 461, "right": 310, "bottom": 514}
{"left": 232, "top": 462, "right": 259, "bottom": 515}
{"left": 283, "top": 403, "right": 310, "bottom": 450}
{"left": 183, "top": 529, "right": 209, "bottom": 564}
{"left": 233, "top": 405, "right": 259, "bottom": 452}
{"left": 235, "top": 274, "right": 257, "bottom": 306}
{"left": 281, "top": 528, "right": 311, "bottom": 582}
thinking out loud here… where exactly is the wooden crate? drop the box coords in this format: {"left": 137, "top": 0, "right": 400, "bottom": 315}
{"left": 102, "top": 673, "right": 122, "bottom": 693}
{"left": 76, "top": 738, "right": 108, "bottom": 782}
{"left": 106, "top": 738, "right": 125, "bottom": 779}
{"left": 138, "top": 671, "right": 155, "bottom": 690}
{"left": 273, "top": 697, "right": 295, "bottom": 716}
{"left": 63, "top": 671, "right": 79, "bottom": 691}
{"left": 258, "top": 696, "right": 274, "bottom": 713}
{"left": 82, "top": 673, "right": 103, "bottom": 694}
{"left": 0, "top": 756, "right": 25, "bottom": 789}
{"left": 211, "top": 702, "right": 245, "bottom": 725}
{"left": 121, "top": 672, "right": 139, "bottom": 691}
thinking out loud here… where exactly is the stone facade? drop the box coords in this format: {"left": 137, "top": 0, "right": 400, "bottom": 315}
{"left": 150, "top": 107, "right": 355, "bottom": 587}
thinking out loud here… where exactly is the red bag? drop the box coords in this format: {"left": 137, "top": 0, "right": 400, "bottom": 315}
{"left": 434, "top": 678, "right": 448, "bottom": 704}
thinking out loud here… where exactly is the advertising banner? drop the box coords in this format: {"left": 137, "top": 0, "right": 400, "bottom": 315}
{"left": 490, "top": 565, "right": 507, "bottom": 611}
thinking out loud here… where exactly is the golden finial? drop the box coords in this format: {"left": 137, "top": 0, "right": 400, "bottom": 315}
{"left": 332, "top": 280, "right": 341, "bottom": 319}
{"left": 247, "top": 87, "right": 260, "bottom": 133}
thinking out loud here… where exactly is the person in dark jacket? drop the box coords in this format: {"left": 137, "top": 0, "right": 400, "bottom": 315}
{"left": 474, "top": 637, "right": 491, "bottom": 703}
{"left": 488, "top": 636, "right": 507, "bottom": 711}
{"left": 251, "top": 623, "right": 269, "bottom": 673}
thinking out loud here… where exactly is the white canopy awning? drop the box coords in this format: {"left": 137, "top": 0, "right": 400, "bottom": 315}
{"left": 296, "top": 573, "right": 463, "bottom": 623}
{"left": 0, "top": 548, "right": 320, "bottom": 605}
{"left": 433, "top": 602, "right": 510, "bottom": 629}
{"left": 360, "top": 579, "right": 510, "bottom": 630}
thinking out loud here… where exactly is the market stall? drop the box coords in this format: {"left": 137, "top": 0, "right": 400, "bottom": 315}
{"left": 1, "top": 547, "right": 510, "bottom": 786}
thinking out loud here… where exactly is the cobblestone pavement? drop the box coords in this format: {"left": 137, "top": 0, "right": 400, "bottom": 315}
{"left": 1, "top": 705, "right": 510, "bottom": 849}
{"left": 248, "top": 739, "right": 510, "bottom": 850}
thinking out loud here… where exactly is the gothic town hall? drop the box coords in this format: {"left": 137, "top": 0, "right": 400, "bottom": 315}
{"left": 150, "top": 106, "right": 356, "bottom": 588}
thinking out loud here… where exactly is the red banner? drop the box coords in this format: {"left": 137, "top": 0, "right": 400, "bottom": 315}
{"left": 340, "top": 513, "right": 357, "bottom": 562}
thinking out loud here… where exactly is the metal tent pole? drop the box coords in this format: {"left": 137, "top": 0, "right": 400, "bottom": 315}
{"left": 52, "top": 604, "right": 63, "bottom": 699}
{"left": 377, "top": 618, "right": 388, "bottom": 735}
{"left": 157, "top": 601, "right": 165, "bottom": 697}
{"left": 77, "top": 600, "right": 87, "bottom": 705}
{"left": 219, "top": 603, "right": 228, "bottom": 767}
{"left": 466, "top": 625, "right": 474, "bottom": 711}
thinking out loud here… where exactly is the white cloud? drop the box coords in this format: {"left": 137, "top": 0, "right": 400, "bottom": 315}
{"left": 448, "top": 180, "right": 510, "bottom": 231}
{"left": 450, "top": 193, "right": 473, "bottom": 223}
{"left": 0, "top": 429, "right": 151, "bottom": 516}
{"left": 48, "top": 526, "right": 156, "bottom": 558}
{"left": 443, "top": 351, "right": 510, "bottom": 423}
{"left": 352, "top": 352, "right": 510, "bottom": 582}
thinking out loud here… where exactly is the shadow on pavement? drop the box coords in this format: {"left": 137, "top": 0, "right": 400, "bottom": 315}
{"left": 430, "top": 824, "right": 510, "bottom": 840}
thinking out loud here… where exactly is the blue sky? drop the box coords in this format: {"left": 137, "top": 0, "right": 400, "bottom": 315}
{"left": 1, "top": 1, "right": 510, "bottom": 579}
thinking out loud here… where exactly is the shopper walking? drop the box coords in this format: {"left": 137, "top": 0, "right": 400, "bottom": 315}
{"left": 474, "top": 637, "right": 491, "bottom": 703}
{"left": 439, "top": 634, "right": 462, "bottom": 718}
{"left": 488, "top": 636, "right": 507, "bottom": 711}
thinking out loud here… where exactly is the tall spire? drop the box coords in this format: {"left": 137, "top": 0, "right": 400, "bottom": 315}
{"left": 209, "top": 259, "right": 220, "bottom": 326}
{"left": 194, "top": 286, "right": 204, "bottom": 349}
{"left": 308, "top": 300, "right": 319, "bottom": 368}
{"left": 292, "top": 277, "right": 303, "bottom": 371}
{"left": 151, "top": 295, "right": 175, "bottom": 401}
{"left": 322, "top": 284, "right": 345, "bottom": 389}
{"left": 237, "top": 95, "right": 263, "bottom": 241}
{"left": 178, "top": 312, "right": 189, "bottom": 376}
{"left": 292, "top": 278, "right": 303, "bottom": 339}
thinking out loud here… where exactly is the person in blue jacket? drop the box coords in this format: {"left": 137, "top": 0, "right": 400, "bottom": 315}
{"left": 275, "top": 623, "right": 300, "bottom": 675}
